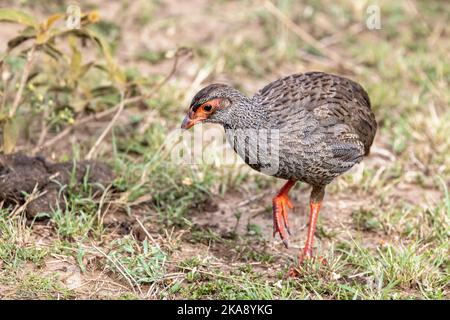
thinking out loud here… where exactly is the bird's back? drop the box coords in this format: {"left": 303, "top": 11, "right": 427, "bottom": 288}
{"left": 254, "top": 72, "right": 377, "bottom": 154}
{"left": 252, "top": 72, "right": 377, "bottom": 184}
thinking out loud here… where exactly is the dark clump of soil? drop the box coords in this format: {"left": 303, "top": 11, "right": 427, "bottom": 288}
{"left": 0, "top": 153, "right": 115, "bottom": 218}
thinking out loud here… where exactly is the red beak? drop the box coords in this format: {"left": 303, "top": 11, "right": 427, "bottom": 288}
{"left": 181, "top": 115, "right": 194, "bottom": 129}
{"left": 181, "top": 114, "right": 207, "bottom": 129}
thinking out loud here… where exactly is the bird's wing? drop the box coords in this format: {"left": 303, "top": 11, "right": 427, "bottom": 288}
{"left": 253, "top": 72, "right": 377, "bottom": 156}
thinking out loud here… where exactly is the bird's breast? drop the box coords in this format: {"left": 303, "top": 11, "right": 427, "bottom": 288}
{"left": 224, "top": 127, "right": 283, "bottom": 177}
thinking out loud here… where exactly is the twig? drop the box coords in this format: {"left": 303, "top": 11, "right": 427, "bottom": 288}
{"left": 320, "top": 24, "right": 364, "bottom": 47}
{"left": 83, "top": 45, "right": 185, "bottom": 160}
{"left": 92, "top": 244, "right": 142, "bottom": 295}
{"left": 264, "top": 1, "right": 330, "bottom": 57}
{"left": 31, "top": 47, "right": 189, "bottom": 154}
{"left": 31, "top": 96, "right": 140, "bottom": 154}
{"left": 9, "top": 45, "right": 37, "bottom": 118}
{"left": 8, "top": 184, "right": 45, "bottom": 219}
{"left": 35, "top": 106, "right": 49, "bottom": 150}
{"left": 154, "top": 47, "right": 190, "bottom": 92}
{"left": 95, "top": 184, "right": 113, "bottom": 224}
{"left": 236, "top": 190, "right": 272, "bottom": 207}
{"left": 86, "top": 90, "right": 125, "bottom": 160}
{"left": 135, "top": 217, "right": 160, "bottom": 248}
{"left": 263, "top": 0, "right": 363, "bottom": 73}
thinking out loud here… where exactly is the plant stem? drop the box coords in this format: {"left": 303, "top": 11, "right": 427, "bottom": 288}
{"left": 86, "top": 90, "right": 125, "bottom": 160}
{"left": 9, "top": 44, "right": 37, "bottom": 118}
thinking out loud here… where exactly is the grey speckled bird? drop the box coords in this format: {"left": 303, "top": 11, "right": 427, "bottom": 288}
{"left": 181, "top": 71, "right": 377, "bottom": 271}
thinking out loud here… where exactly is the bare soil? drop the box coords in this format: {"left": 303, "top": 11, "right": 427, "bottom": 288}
{"left": 0, "top": 153, "right": 114, "bottom": 218}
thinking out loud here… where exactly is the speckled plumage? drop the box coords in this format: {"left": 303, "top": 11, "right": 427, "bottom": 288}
{"left": 192, "top": 72, "right": 377, "bottom": 189}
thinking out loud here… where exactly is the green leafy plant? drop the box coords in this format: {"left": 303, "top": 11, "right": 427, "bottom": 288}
{"left": 0, "top": 7, "right": 127, "bottom": 154}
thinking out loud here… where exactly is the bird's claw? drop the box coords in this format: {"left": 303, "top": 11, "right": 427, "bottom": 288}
{"left": 287, "top": 253, "right": 328, "bottom": 278}
{"left": 273, "top": 194, "right": 293, "bottom": 248}
{"left": 298, "top": 249, "right": 328, "bottom": 266}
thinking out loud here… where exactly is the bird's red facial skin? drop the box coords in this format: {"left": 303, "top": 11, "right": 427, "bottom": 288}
{"left": 181, "top": 98, "right": 221, "bottom": 129}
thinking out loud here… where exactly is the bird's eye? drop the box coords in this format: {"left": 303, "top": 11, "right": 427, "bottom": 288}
{"left": 203, "top": 105, "right": 212, "bottom": 112}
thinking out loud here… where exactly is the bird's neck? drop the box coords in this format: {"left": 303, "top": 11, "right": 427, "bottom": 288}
{"left": 225, "top": 94, "right": 268, "bottom": 129}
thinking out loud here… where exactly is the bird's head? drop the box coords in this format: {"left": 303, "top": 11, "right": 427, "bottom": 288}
{"left": 181, "top": 84, "right": 238, "bottom": 129}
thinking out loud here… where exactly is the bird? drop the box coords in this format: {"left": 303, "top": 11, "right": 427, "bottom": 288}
{"left": 181, "top": 71, "right": 377, "bottom": 270}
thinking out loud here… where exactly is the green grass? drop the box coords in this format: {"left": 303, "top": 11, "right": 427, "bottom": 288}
{"left": 0, "top": 0, "right": 448, "bottom": 299}
{"left": 1, "top": 272, "right": 75, "bottom": 299}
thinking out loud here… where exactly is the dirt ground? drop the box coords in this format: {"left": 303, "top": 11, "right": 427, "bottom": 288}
{"left": 0, "top": 153, "right": 114, "bottom": 218}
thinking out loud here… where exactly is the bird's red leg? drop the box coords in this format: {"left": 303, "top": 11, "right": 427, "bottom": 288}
{"left": 299, "top": 201, "right": 321, "bottom": 263}
{"left": 288, "top": 186, "right": 326, "bottom": 277}
{"left": 299, "top": 186, "right": 325, "bottom": 264}
{"left": 272, "top": 180, "right": 296, "bottom": 248}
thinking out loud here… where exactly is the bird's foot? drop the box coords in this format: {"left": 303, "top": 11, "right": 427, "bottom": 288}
{"left": 299, "top": 255, "right": 328, "bottom": 267}
{"left": 287, "top": 259, "right": 328, "bottom": 278}
{"left": 287, "top": 250, "right": 328, "bottom": 278}
{"left": 298, "top": 247, "right": 313, "bottom": 265}
{"left": 299, "top": 247, "right": 327, "bottom": 266}
{"left": 286, "top": 249, "right": 313, "bottom": 277}
{"left": 287, "top": 267, "right": 300, "bottom": 278}
{"left": 272, "top": 193, "right": 293, "bottom": 248}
